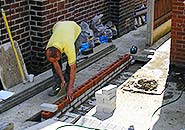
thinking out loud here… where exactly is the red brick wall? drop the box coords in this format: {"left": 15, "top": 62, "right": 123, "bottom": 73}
{"left": 135, "top": 0, "right": 144, "bottom": 9}
{"left": 29, "top": 0, "right": 110, "bottom": 74}
{"left": 109, "top": 0, "right": 135, "bottom": 36}
{"left": 171, "top": 0, "right": 185, "bottom": 67}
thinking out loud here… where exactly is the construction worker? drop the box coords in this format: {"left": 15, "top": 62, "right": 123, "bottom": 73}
{"left": 45, "top": 21, "right": 81, "bottom": 101}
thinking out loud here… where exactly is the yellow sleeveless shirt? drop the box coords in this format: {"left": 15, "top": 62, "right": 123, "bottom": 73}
{"left": 46, "top": 21, "right": 81, "bottom": 65}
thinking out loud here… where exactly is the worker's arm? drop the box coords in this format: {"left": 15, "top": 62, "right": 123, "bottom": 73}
{"left": 67, "top": 63, "right": 76, "bottom": 100}
{"left": 52, "top": 61, "right": 66, "bottom": 87}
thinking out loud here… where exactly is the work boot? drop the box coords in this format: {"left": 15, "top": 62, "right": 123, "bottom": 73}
{"left": 48, "top": 84, "right": 60, "bottom": 97}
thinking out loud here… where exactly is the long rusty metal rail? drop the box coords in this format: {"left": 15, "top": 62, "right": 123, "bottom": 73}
{"left": 41, "top": 54, "right": 131, "bottom": 119}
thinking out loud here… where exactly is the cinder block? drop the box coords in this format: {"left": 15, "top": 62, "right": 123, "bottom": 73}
{"left": 96, "top": 88, "right": 116, "bottom": 101}
{"left": 95, "top": 89, "right": 102, "bottom": 97}
{"left": 40, "top": 103, "right": 58, "bottom": 112}
{"left": 96, "top": 96, "right": 116, "bottom": 106}
{"left": 103, "top": 107, "right": 115, "bottom": 114}
{"left": 96, "top": 96, "right": 113, "bottom": 104}
{"left": 102, "top": 85, "right": 117, "bottom": 95}
{"left": 96, "top": 97, "right": 104, "bottom": 104}
{"left": 96, "top": 106, "right": 104, "bottom": 113}
{"left": 97, "top": 102, "right": 116, "bottom": 110}
{"left": 105, "top": 96, "right": 116, "bottom": 102}
{"left": 101, "top": 93, "right": 115, "bottom": 100}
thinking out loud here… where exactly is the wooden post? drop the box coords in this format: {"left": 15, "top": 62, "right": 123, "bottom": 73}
{"left": 147, "top": 0, "right": 155, "bottom": 46}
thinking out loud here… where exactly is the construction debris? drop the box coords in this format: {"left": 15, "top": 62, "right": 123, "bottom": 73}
{"left": 135, "top": 78, "right": 158, "bottom": 91}
{"left": 122, "top": 78, "right": 158, "bottom": 92}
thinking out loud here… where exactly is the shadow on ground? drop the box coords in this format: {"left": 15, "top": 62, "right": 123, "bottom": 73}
{"left": 151, "top": 67, "right": 185, "bottom": 130}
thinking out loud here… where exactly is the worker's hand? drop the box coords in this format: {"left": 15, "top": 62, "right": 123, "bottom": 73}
{"left": 67, "top": 88, "right": 73, "bottom": 101}
{"left": 60, "top": 80, "right": 66, "bottom": 88}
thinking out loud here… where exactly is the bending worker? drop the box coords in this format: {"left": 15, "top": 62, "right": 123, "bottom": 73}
{"left": 45, "top": 21, "right": 81, "bottom": 101}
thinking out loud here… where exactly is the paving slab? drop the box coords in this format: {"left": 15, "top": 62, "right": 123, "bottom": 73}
{"left": 0, "top": 41, "right": 28, "bottom": 89}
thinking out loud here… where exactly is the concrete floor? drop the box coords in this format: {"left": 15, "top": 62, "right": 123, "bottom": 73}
{"left": 1, "top": 25, "right": 184, "bottom": 130}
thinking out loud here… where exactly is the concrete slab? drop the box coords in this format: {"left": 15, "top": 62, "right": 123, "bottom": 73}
{"left": 0, "top": 41, "right": 28, "bottom": 89}
{"left": 121, "top": 39, "right": 171, "bottom": 94}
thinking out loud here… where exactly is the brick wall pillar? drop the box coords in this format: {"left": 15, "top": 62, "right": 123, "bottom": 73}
{"left": 109, "top": 0, "right": 135, "bottom": 37}
{"left": 29, "top": 0, "right": 65, "bottom": 74}
{"left": 170, "top": 0, "right": 185, "bottom": 70}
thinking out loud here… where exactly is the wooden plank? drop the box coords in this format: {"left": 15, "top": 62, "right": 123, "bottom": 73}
{"left": 147, "top": 0, "right": 155, "bottom": 46}
{"left": 154, "top": 11, "right": 171, "bottom": 29}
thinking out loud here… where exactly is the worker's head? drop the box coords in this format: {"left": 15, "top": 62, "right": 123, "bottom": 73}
{"left": 46, "top": 47, "right": 61, "bottom": 63}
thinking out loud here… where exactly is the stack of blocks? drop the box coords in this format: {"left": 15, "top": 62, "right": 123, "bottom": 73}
{"left": 95, "top": 84, "right": 117, "bottom": 114}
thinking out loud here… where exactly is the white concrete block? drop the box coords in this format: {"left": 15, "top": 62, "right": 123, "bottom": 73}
{"left": 96, "top": 98, "right": 104, "bottom": 105}
{"left": 40, "top": 103, "right": 58, "bottom": 112}
{"left": 103, "top": 107, "right": 115, "bottom": 114}
{"left": 96, "top": 95, "right": 116, "bottom": 104}
{"left": 96, "top": 92, "right": 115, "bottom": 100}
{"left": 96, "top": 107, "right": 115, "bottom": 114}
{"left": 104, "top": 96, "right": 116, "bottom": 104}
{"left": 96, "top": 106, "right": 104, "bottom": 113}
{"left": 97, "top": 102, "right": 116, "bottom": 110}
{"left": 102, "top": 84, "right": 117, "bottom": 94}
{"left": 95, "top": 89, "right": 102, "bottom": 97}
